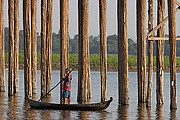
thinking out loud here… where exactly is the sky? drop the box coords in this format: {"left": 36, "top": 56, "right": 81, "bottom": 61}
{"left": 3, "top": 0, "right": 180, "bottom": 41}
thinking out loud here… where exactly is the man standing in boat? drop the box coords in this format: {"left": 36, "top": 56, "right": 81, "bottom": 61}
{"left": 62, "top": 68, "right": 72, "bottom": 104}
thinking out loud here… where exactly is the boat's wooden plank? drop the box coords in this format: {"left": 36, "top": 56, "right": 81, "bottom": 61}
{"left": 27, "top": 97, "right": 113, "bottom": 111}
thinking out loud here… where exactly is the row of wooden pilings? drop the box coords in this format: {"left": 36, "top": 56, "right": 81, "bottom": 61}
{"left": 0, "top": 0, "right": 178, "bottom": 109}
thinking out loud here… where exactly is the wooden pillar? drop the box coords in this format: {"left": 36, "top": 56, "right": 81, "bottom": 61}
{"left": 118, "top": 0, "right": 129, "bottom": 105}
{"left": 23, "top": 0, "right": 32, "bottom": 97}
{"left": 168, "top": 0, "right": 177, "bottom": 109}
{"left": 8, "top": 0, "right": 15, "bottom": 96}
{"left": 41, "top": 0, "right": 47, "bottom": 98}
{"left": 137, "top": 0, "right": 147, "bottom": 103}
{"left": 146, "top": 0, "right": 153, "bottom": 107}
{"left": 60, "top": 0, "right": 69, "bottom": 103}
{"left": 31, "top": 0, "right": 37, "bottom": 94}
{"left": 78, "top": 0, "right": 91, "bottom": 102}
{"left": 99, "top": 0, "right": 107, "bottom": 102}
{"left": 0, "top": 0, "right": 5, "bottom": 92}
{"left": 14, "top": 0, "right": 19, "bottom": 94}
{"left": 156, "top": 0, "right": 165, "bottom": 105}
{"left": 46, "top": 0, "right": 53, "bottom": 95}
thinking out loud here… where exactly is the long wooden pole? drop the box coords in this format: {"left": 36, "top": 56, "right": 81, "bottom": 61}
{"left": 146, "top": 0, "right": 153, "bottom": 107}
{"left": 46, "top": 0, "right": 53, "bottom": 95}
{"left": 14, "top": 0, "right": 19, "bottom": 94}
{"left": 0, "top": 0, "right": 5, "bottom": 92}
{"left": 168, "top": 0, "right": 177, "bottom": 109}
{"left": 41, "top": 0, "right": 47, "bottom": 98}
{"left": 78, "top": 0, "right": 91, "bottom": 102}
{"left": 8, "top": 0, "right": 15, "bottom": 96}
{"left": 31, "top": 0, "right": 37, "bottom": 94}
{"left": 60, "top": 0, "right": 69, "bottom": 103}
{"left": 99, "top": 0, "right": 107, "bottom": 102}
{"left": 23, "top": 0, "right": 32, "bottom": 98}
{"left": 118, "top": 0, "right": 129, "bottom": 105}
{"left": 137, "top": 0, "right": 147, "bottom": 103}
{"left": 156, "top": 0, "right": 165, "bottom": 105}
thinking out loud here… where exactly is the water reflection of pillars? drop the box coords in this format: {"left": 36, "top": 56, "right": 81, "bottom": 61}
{"left": 118, "top": 105, "right": 129, "bottom": 119}
{"left": 137, "top": 103, "right": 147, "bottom": 119}
{"left": 8, "top": 97, "right": 19, "bottom": 120}
{"left": 147, "top": 107, "right": 153, "bottom": 120}
{"left": 156, "top": 105, "right": 164, "bottom": 119}
{"left": 60, "top": 0, "right": 69, "bottom": 103}
{"left": 99, "top": 0, "right": 107, "bottom": 102}
{"left": 0, "top": 93, "right": 5, "bottom": 119}
{"left": 77, "top": 0, "right": 91, "bottom": 102}
{"left": 40, "top": 96, "right": 52, "bottom": 119}
{"left": 23, "top": 95, "right": 37, "bottom": 119}
{"left": 0, "top": 0, "right": 5, "bottom": 92}
{"left": 117, "top": 0, "right": 129, "bottom": 105}
{"left": 137, "top": 0, "right": 147, "bottom": 103}
{"left": 168, "top": 0, "right": 177, "bottom": 109}
{"left": 78, "top": 111, "right": 90, "bottom": 120}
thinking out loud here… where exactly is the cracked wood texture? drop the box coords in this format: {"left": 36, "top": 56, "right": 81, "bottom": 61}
{"left": 99, "top": 0, "right": 107, "bottom": 102}
{"left": 137, "top": 0, "right": 147, "bottom": 103}
{"left": 168, "top": 0, "right": 177, "bottom": 109}
{"left": 0, "top": 0, "right": 5, "bottom": 92}
{"left": 23, "top": 0, "right": 32, "bottom": 97}
{"left": 118, "top": 0, "right": 129, "bottom": 105}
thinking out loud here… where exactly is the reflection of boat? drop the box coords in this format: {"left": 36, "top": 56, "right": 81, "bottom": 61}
{"left": 27, "top": 97, "right": 113, "bottom": 111}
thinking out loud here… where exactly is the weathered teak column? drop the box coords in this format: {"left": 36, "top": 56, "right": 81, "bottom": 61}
{"left": 41, "top": 0, "right": 47, "bottom": 98}
{"left": 60, "top": 0, "right": 69, "bottom": 103}
{"left": 14, "top": 0, "right": 19, "bottom": 94}
{"left": 168, "top": 0, "right": 177, "bottom": 109}
{"left": 0, "top": 0, "right": 5, "bottom": 92}
{"left": 8, "top": 0, "right": 15, "bottom": 96}
{"left": 146, "top": 0, "right": 153, "bottom": 107}
{"left": 137, "top": 0, "right": 147, "bottom": 103}
{"left": 78, "top": 0, "right": 91, "bottom": 102}
{"left": 99, "top": 0, "right": 107, "bottom": 102}
{"left": 31, "top": 0, "right": 37, "bottom": 94}
{"left": 46, "top": 0, "right": 53, "bottom": 95}
{"left": 118, "top": 0, "right": 129, "bottom": 105}
{"left": 23, "top": 0, "right": 32, "bottom": 97}
{"left": 156, "top": 0, "right": 165, "bottom": 105}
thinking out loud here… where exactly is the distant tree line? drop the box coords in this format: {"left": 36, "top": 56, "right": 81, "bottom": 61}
{"left": 4, "top": 27, "right": 180, "bottom": 56}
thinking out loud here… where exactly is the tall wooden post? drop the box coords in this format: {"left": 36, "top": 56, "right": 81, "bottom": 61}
{"left": 168, "top": 0, "right": 177, "bottom": 109}
{"left": 118, "top": 0, "right": 129, "bottom": 105}
{"left": 146, "top": 0, "right": 153, "bottom": 107}
{"left": 8, "top": 0, "right": 15, "bottom": 96}
{"left": 137, "top": 0, "right": 147, "bottom": 103}
{"left": 78, "top": 0, "right": 91, "bottom": 102}
{"left": 46, "top": 0, "right": 53, "bottom": 95}
{"left": 14, "top": 0, "right": 19, "bottom": 94}
{"left": 31, "top": 0, "right": 37, "bottom": 94}
{"left": 23, "top": 0, "right": 32, "bottom": 97}
{"left": 156, "top": 0, "right": 165, "bottom": 105}
{"left": 41, "top": 0, "right": 47, "bottom": 98}
{"left": 60, "top": 0, "right": 69, "bottom": 103}
{"left": 99, "top": 0, "right": 107, "bottom": 102}
{"left": 0, "top": 0, "right": 5, "bottom": 92}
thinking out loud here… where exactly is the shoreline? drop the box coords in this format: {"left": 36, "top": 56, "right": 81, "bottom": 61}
{"left": 5, "top": 63, "right": 180, "bottom": 72}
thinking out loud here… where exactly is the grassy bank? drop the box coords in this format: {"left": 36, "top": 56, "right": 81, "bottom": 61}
{"left": 4, "top": 53, "right": 180, "bottom": 72}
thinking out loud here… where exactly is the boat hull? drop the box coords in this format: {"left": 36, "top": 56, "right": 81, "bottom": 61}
{"left": 27, "top": 97, "right": 113, "bottom": 111}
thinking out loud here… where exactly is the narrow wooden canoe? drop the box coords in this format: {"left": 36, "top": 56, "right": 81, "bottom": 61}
{"left": 27, "top": 97, "right": 113, "bottom": 111}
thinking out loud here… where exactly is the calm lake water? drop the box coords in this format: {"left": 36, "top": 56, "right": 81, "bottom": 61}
{"left": 1, "top": 70, "right": 180, "bottom": 119}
